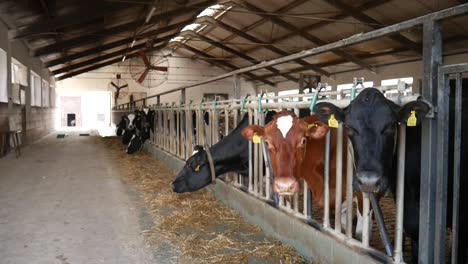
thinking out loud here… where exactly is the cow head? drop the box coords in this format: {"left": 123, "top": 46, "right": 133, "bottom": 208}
{"left": 127, "top": 113, "right": 136, "bottom": 129}
{"left": 172, "top": 145, "right": 214, "bottom": 193}
{"left": 242, "top": 111, "right": 328, "bottom": 196}
{"left": 314, "top": 88, "right": 430, "bottom": 193}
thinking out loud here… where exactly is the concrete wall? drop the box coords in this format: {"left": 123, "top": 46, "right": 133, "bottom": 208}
{"left": 0, "top": 19, "right": 56, "bottom": 147}
{"left": 56, "top": 49, "right": 257, "bottom": 106}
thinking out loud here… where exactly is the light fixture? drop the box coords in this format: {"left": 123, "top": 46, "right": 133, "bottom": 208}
{"left": 122, "top": 56, "right": 126, "bottom": 62}
{"left": 130, "top": 40, "right": 136, "bottom": 48}
{"left": 145, "top": 6, "right": 156, "bottom": 23}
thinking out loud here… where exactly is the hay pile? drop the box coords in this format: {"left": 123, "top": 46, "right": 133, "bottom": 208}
{"left": 101, "top": 137, "right": 308, "bottom": 264}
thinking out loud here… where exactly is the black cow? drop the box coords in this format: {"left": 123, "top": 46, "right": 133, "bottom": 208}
{"left": 172, "top": 111, "right": 276, "bottom": 193}
{"left": 314, "top": 88, "right": 467, "bottom": 263}
{"left": 127, "top": 109, "right": 155, "bottom": 154}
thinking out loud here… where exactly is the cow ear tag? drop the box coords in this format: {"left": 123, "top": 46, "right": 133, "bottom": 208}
{"left": 307, "top": 123, "right": 317, "bottom": 130}
{"left": 328, "top": 114, "right": 339, "bottom": 128}
{"left": 252, "top": 133, "right": 262, "bottom": 144}
{"left": 407, "top": 110, "right": 417, "bottom": 127}
{"left": 195, "top": 165, "right": 200, "bottom": 172}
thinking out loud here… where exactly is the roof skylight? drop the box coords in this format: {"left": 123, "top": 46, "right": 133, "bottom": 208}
{"left": 170, "top": 4, "right": 232, "bottom": 43}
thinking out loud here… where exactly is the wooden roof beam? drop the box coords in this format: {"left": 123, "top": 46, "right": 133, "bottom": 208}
{"left": 51, "top": 36, "right": 173, "bottom": 75}
{"left": 199, "top": 16, "right": 331, "bottom": 77}
{"left": 9, "top": 4, "right": 129, "bottom": 40}
{"left": 183, "top": 31, "right": 299, "bottom": 83}
{"left": 193, "top": 0, "right": 308, "bottom": 58}
{"left": 175, "top": 42, "right": 276, "bottom": 87}
{"left": 221, "top": 0, "right": 391, "bottom": 60}
{"left": 32, "top": 0, "right": 214, "bottom": 57}
{"left": 236, "top": 1, "right": 376, "bottom": 73}
{"left": 326, "top": 0, "right": 421, "bottom": 54}
{"left": 43, "top": 20, "right": 188, "bottom": 68}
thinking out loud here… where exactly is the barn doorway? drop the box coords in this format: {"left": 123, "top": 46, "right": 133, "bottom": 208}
{"left": 67, "top": 114, "right": 76, "bottom": 127}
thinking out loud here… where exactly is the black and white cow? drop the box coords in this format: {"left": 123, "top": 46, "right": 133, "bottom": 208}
{"left": 116, "top": 115, "right": 129, "bottom": 136}
{"left": 127, "top": 108, "right": 155, "bottom": 154}
{"left": 314, "top": 88, "right": 467, "bottom": 263}
{"left": 122, "top": 113, "right": 136, "bottom": 145}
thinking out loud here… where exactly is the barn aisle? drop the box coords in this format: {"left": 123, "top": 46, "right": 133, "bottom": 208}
{"left": 0, "top": 134, "right": 155, "bottom": 264}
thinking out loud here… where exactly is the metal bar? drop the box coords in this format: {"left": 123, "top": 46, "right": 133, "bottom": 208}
{"left": 258, "top": 110, "right": 265, "bottom": 197}
{"left": 419, "top": 19, "right": 442, "bottom": 264}
{"left": 345, "top": 144, "right": 353, "bottom": 238}
{"left": 370, "top": 193, "right": 393, "bottom": 257}
{"left": 253, "top": 108, "right": 259, "bottom": 195}
{"left": 248, "top": 108, "right": 253, "bottom": 193}
{"left": 362, "top": 193, "right": 370, "bottom": 247}
{"left": 323, "top": 131, "right": 331, "bottom": 228}
{"left": 451, "top": 72, "right": 462, "bottom": 264}
{"left": 434, "top": 69, "right": 450, "bottom": 263}
{"left": 334, "top": 123, "right": 344, "bottom": 233}
{"left": 394, "top": 124, "right": 407, "bottom": 262}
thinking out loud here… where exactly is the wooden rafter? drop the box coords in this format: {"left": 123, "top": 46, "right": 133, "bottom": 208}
{"left": 237, "top": 1, "right": 376, "bottom": 73}
{"left": 175, "top": 42, "right": 276, "bottom": 87}
{"left": 183, "top": 31, "right": 299, "bottom": 82}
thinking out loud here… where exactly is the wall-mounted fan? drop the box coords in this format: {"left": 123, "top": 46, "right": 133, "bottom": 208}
{"left": 129, "top": 50, "right": 169, "bottom": 88}
{"left": 107, "top": 74, "right": 128, "bottom": 105}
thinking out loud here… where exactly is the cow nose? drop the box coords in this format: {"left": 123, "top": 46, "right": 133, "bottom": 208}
{"left": 356, "top": 171, "right": 381, "bottom": 193}
{"left": 273, "top": 177, "right": 299, "bottom": 196}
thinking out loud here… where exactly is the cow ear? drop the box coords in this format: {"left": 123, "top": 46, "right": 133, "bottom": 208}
{"left": 301, "top": 116, "right": 329, "bottom": 139}
{"left": 397, "top": 101, "right": 430, "bottom": 126}
{"left": 242, "top": 125, "right": 265, "bottom": 142}
{"left": 313, "top": 102, "right": 345, "bottom": 124}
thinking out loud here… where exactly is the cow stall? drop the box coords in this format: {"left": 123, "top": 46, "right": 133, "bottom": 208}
{"left": 112, "top": 4, "right": 468, "bottom": 264}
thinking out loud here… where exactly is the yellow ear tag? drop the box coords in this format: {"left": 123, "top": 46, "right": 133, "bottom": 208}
{"left": 407, "top": 110, "right": 417, "bottom": 127}
{"left": 328, "top": 114, "right": 339, "bottom": 128}
{"left": 308, "top": 123, "right": 317, "bottom": 130}
{"left": 252, "top": 134, "right": 262, "bottom": 144}
{"left": 195, "top": 165, "right": 200, "bottom": 172}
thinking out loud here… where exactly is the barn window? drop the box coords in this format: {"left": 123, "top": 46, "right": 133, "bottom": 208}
{"left": 278, "top": 89, "right": 299, "bottom": 102}
{"left": 30, "top": 71, "right": 41, "bottom": 107}
{"left": 337, "top": 81, "right": 373, "bottom": 100}
{"left": 257, "top": 92, "right": 275, "bottom": 103}
{"left": 0, "top": 48, "right": 6, "bottom": 103}
{"left": 11, "top": 58, "right": 27, "bottom": 86}
{"left": 381, "top": 77, "right": 413, "bottom": 86}
{"left": 42, "top": 79, "right": 49, "bottom": 107}
{"left": 381, "top": 77, "right": 413, "bottom": 95}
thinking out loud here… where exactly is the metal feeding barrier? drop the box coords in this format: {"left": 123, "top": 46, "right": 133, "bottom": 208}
{"left": 114, "top": 79, "right": 427, "bottom": 263}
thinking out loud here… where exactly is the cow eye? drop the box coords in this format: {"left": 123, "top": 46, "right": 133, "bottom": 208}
{"left": 300, "top": 138, "right": 307, "bottom": 145}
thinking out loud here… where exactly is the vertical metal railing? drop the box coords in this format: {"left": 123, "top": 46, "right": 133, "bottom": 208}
{"left": 116, "top": 85, "right": 432, "bottom": 263}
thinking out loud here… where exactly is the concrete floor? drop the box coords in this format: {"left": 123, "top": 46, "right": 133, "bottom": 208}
{"left": 0, "top": 133, "right": 156, "bottom": 264}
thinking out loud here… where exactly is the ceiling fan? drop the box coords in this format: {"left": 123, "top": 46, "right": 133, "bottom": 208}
{"left": 129, "top": 50, "right": 169, "bottom": 88}
{"left": 108, "top": 73, "right": 128, "bottom": 105}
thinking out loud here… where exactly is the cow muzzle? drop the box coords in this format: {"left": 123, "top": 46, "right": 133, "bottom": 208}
{"left": 355, "top": 171, "right": 381, "bottom": 193}
{"left": 273, "top": 177, "right": 299, "bottom": 196}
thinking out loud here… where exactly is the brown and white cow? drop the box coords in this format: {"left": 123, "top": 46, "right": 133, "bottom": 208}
{"left": 242, "top": 111, "right": 370, "bottom": 236}
{"left": 241, "top": 111, "right": 347, "bottom": 209}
